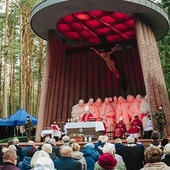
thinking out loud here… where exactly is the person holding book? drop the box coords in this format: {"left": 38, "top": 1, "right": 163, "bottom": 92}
{"left": 50, "top": 120, "right": 61, "bottom": 141}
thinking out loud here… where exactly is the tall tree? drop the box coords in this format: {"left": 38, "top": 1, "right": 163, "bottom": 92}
{"left": 3, "top": 0, "right": 10, "bottom": 117}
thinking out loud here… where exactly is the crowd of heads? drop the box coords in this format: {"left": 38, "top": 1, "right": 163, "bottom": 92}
{"left": 0, "top": 131, "right": 170, "bottom": 170}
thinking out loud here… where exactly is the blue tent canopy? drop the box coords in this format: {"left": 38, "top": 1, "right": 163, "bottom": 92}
{"left": 0, "top": 108, "right": 37, "bottom": 126}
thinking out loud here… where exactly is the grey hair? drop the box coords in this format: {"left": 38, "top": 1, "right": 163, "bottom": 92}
{"left": 102, "top": 143, "right": 115, "bottom": 154}
{"left": 164, "top": 143, "right": 170, "bottom": 155}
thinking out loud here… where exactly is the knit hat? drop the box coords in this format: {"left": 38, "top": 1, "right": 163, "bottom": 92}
{"left": 98, "top": 153, "right": 117, "bottom": 169}
{"left": 34, "top": 157, "right": 55, "bottom": 170}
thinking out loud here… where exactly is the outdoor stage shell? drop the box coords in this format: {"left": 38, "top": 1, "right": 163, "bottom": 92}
{"left": 30, "top": 0, "right": 170, "bottom": 141}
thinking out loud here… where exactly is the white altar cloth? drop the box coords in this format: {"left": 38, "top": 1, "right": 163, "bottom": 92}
{"left": 41, "top": 130, "right": 61, "bottom": 138}
{"left": 65, "top": 121, "right": 105, "bottom": 132}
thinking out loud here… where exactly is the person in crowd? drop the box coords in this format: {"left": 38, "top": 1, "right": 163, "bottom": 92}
{"left": 134, "top": 134, "right": 145, "bottom": 151}
{"left": 114, "top": 138, "right": 124, "bottom": 156}
{"left": 50, "top": 120, "right": 61, "bottom": 141}
{"left": 13, "top": 137, "right": 22, "bottom": 159}
{"left": 0, "top": 146, "right": 2, "bottom": 165}
{"left": 54, "top": 146, "right": 82, "bottom": 170}
{"left": 23, "top": 116, "right": 33, "bottom": 141}
{"left": 0, "top": 150, "right": 19, "bottom": 170}
{"left": 113, "top": 116, "right": 126, "bottom": 138}
{"left": 90, "top": 44, "right": 120, "bottom": 78}
{"left": 81, "top": 142, "right": 99, "bottom": 170}
{"left": 49, "top": 138, "right": 61, "bottom": 158}
{"left": 94, "top": 135, "right": 103, "bottom": 151}
{"left": 161, "top": 138, "right": 169, "bottom": 152}
{"left": 30, "top": 150, "right": 50, "bottom": 169}
{"left": 96, "top": 135, "right": 109, "bottom": 154}
{"left": 71, "top": 99, "right": 85, "bottom": 121}
{"left": 18, "top": 146, "right": 37, "bottom": 170}
{"left": 161, "top": 143, "right": 170, "bottom": 166}
{"left": 94, "top": 153, "right": 117, "bottom": 170}
{"left": 33, "top": 157, "right": 56, "bottom": 170}
{"left": 141, "top": 146, "right": 170, "bottom": 170}
{"left": 60, "top": 135, "right": 70, "bottom": 148}
{"left": 81, "top": 105, "right": 94, "bottom": 122}
{"left": 129, "top": 115, "right": 143, "bottom": 136}
{"left": 8, "top": 145, "right": 20, "bottom": 165}
{"left": 70, "top": 143, "right": 87, "bottom": 170}
{"left": 69, "top": 138, "right": 77, "bottom": 145}
{"left": 7, "top": 140, "right": 14, "bottom": 147}
{"left": 42, "top": 143, "right": 58, "bottom": 161}
{"left": 119, "top": 135, "right": 144, "bottom": 170}
{"left": 153, "top": 105, "right": 166, "bottom": 138}
{"left": 148, "top": 131, "right": 162, "bottom": 148}
{"left": 21, "top": 140, "right": 35, "bottom": 160}
{"left": 143, "top": 115, "right": 153, "bottom": 139}
{"left": 97, "top": 143, "right": 126, "bottom": 170}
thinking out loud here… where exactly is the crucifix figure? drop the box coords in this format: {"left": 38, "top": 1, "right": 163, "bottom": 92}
{"left": 90, "top": 44, "right": 120, "bottom": 78}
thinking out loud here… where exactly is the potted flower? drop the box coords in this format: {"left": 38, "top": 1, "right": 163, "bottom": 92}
{"left": 70, "top": 133, "right": 84, "bottom": 142}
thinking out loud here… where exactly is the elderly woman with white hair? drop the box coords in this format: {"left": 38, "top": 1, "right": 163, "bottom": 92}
{"left": 94, "top": 143, "right": 126, "bottom": 170}
{"left": 161, "top": 143, "right": 170, "bottom": 166}
{"left": 42, "top": 143, "right": 58, "bottom": 161}
{"left": 96, "top": 135, "right": 109, "bottom": 154}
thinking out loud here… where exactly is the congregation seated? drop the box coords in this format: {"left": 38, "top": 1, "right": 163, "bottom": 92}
{"left": 113, "top": 116, "right": 126, "bottom": 138}
{"left": 129, "top": 115, "right": 143, "bottom": 136}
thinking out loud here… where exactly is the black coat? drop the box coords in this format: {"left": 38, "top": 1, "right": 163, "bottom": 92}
{"left": 119, "top": 143, "right": 144, "bottom": 170}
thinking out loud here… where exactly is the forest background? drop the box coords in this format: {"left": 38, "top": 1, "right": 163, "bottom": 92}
{"left": 0, "top": 0, "right": 169, "bottom": 118}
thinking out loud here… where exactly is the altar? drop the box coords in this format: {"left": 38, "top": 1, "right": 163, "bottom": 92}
{"left": 40, "top": 129, "right": 61, "bottom": 139}
{"left": 65, "top": 121, "right": 105, "bottom": 139}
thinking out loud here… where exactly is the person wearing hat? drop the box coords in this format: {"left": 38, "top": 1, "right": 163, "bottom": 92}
{"left": 23, "top": 116, "right": 33, "bottom": 141}
{"left": 94, "top": 153, "right": 117, "bottom": 170}
{"left": 95, "top": 143, "right": 126, "bottom": 170}
{"left": 129, "top": 115, "right": 143, "bottom": 136}
{"left": 113, "top": 116, "right": 126, "bottom": 138}
{"left": 81, "top": 105, "right": 94, "bottom": 122}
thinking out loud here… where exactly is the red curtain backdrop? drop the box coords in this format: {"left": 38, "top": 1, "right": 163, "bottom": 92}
{"left": 43, "top": 35, "right": 145, "bottom": 127}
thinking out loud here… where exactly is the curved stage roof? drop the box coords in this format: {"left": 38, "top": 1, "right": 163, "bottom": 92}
{"left": 30, "top": 0, "right": 169, "bottom": 45}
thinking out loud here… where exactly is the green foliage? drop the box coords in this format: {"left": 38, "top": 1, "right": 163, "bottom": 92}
{"left": 157, "top": 1, "right": 170, "bottom": 100}
{"left": 0, "top": 136, "right": 35, "bottom": 143}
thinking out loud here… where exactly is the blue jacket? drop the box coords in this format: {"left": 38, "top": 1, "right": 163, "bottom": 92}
{"left": 18, "top": 156, "right": 32, "bottom": 170}
{"left": 81, "top": 146, "right": 99, "bottom": 170}
{"left": 54, "top": 157, "right": 82, "bottom": 170}
{"left": 21, "top": 145, "right": 33, "bottom": 160}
